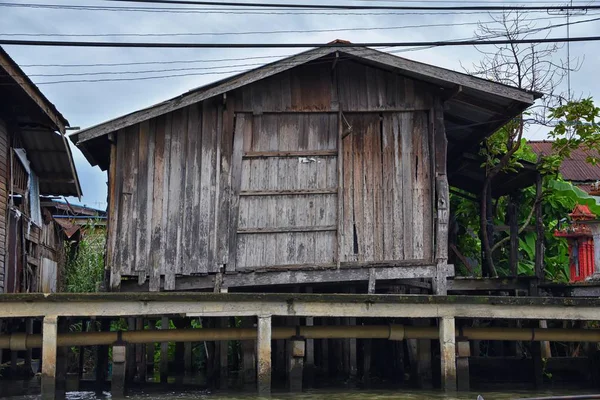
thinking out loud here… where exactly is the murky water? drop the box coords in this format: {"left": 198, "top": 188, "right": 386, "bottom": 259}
{"left": 2, "top": 385, "right": 600, "bottom": 400}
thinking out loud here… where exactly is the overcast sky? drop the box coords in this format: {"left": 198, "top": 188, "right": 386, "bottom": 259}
{"left": 1, "top": 0, "right": 599, "bottom": 209}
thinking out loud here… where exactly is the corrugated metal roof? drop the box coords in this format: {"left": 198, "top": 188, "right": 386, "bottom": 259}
{"left": 20, "top": 127, "right": 82, "bottom": 197}
{"left": 529, "top": 140, "right": 600, "bottom": 183}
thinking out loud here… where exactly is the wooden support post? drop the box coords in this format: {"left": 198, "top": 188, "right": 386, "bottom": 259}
{"left": 508, "top": 194, "right": 519, "bottom": 277}
{"left": 218, "top": 317, "right": 229, "bottom": 388}
{"left": 362, "top": 337, "right": 372, "bottom": 385}
{"left": 439, "top": 317, "right": 457, "bottom": 392}
{"left": 126, "top": 318, "right": 136, "bottom": 384}
{"left": 56, "top": 318, "right": 69, "bottom": 398}
{"left": 95, "top": 320, "right": 110, "bottom": 393}
{"left": 41, "top": 316, "right": 58, "bottom": 400}
{"left": 257, "top": 315, "right": 272, "bottom": 396}
{"left": 319, "top": 318, "right": 330, "bottom": 378}
{"left": 288, "top": 338, "right": 305, "bottom": 392}
{"left": 24, "top": 318, "right": 33, "bottom": 374}
{"left": 539, "top": 320, "right": 552, "bottom": 359}
{"left": 241, "top": 317, "right": 256, "bottom": 387}
{"left": 160, "top": 316, "right": 169, "bottom": 384}
{"left": 304, "top": 287, "right": 315, "bottom": 388}
{"left": 136, "top": 318, "right": 146, "bottom": 383}
{"left": 304, "top": 316, "right": 315, "bottom": 388}
{"left": 146, "top": 320, "right": 155, "bottom": 379}
{"left": 173, "top": 319, "right": 186, "bottom": 386}
{"left": 433, "top": 98, "right": 450, "bottom": 293}
{"left": 111, "top": 344, "right": 127, "bottom": 398}
{"left": 456, "top": 340, "right": 470, "bottom": 391}
{"left": 531, "top": 340, "right": 544, "bottom": 389}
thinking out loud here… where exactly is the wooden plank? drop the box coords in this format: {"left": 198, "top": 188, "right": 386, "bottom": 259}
{"left": 381, "top": 116, "right": 394, "bottom": 260}
{"left": 412, "top": 113, "right": 425, "bottom": 260}
{"left": 371, "top": 113, "right": 384, "bottom": 262}
{"left": 165, "top": 108, "right": 187, "bottom": 289}
{"left": 228, "top": 113, "right": 247, "bottom": 272}
{"left": 419, "top": 112, "right": 433, "bottom": 260}
{"left": 352, "top": 116, "right": 365, "bottom": 261}
{"left": 182, "top": 103, "right": 201, "bottom": 275}
{"left": 134, "top": 120, "right": 151, "bottom": 276}
{"left": 149, "top": 115, "right": 169, "bottom": 291}
{"left": 337, "top": 110, "right": 344, "bottom": 266}
{"left": 400, "top": 112, "right": 413, "bottom": 260}
{"left": 243, "top": 150, "right": 337, "bottom": 158}
{"left": 391, "top": 114, "right": 405, "bottom": 260}
{"left": 238, "top": 226, "right": 336, "bottom": 234}
{"left": 361, "top": 115, "right": 376, "bottom": 261}
{"left": 434, "top": 100, "right": 449, "bottom": 263}
{"left": 240, "top": 189, "right": 337, "bottom": 196}
{"left": 120, "top": 125, "right": 139, "bottom": 279}
{"left": 217, "top": 94, "right": 235, "bottom": 265}
{"left": 107, "top": 138, "right": 119, "bottom": 288}
{"left": 199, "top": 101, "right": 215, "bottom": 274}
{"left": 342, "top": 114, "right": 355, "bottom": 262}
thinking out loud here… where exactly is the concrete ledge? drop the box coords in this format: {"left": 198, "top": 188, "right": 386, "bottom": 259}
{"left": 0, "top": 293, "right": 599, "bottom": 320}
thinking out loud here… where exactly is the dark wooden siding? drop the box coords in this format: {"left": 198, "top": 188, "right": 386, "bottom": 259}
{"left": 0, "top": 119, "right": 7, "bottom": 293}
{"left": 108, "top": 59, "right": 441, "bottom": 289}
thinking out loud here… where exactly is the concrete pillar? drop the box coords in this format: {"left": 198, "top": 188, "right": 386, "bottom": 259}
{"left": 111, "top": 344, "right": 127, "bottom": 398}
{"left": 257, "top": 315, "right": 272, "bottom": 396}
{"left": 456, "top": 341, "right": 470, "bottom": 391}
{"left": 41, "top": 316, "right": 58, "bottom": 400}
{"left": 439, "top": 317, "right": 456, "bottom": 391}
{"left": 288, "top": 338, "right": 305, "bottom": 392}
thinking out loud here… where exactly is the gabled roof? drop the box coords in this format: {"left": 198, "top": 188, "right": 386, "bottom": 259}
{"left": 0, "top": 46, "right": 81, "bottom": 197}
{"left": 71, "top": 45, "right": 540, "bottom": 169}
{"left": 529, "top": 140, "right": 600, "bottom": 183}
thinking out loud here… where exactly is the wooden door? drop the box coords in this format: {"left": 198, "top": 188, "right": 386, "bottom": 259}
{"left": 340, "top": 112, "right": 433, "bottom": 263}
{"left": 233, "top": 112, "right": 339, "bottom": 270}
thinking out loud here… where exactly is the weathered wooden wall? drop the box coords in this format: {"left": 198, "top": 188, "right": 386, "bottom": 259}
{"left": 108, "top": 59, "right": 442, "bottom": 290}
{"left": 0, "top": 119, "right": 7, "bottom": 293}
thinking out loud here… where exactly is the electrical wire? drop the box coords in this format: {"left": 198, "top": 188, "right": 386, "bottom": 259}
{"left": 22, "top": 15, "right": 600, "bottom": 77}
{"left": 2, "top": 35, "right": 600, "bottom": 49}
{"left": 2, "top": 13, "right": 594, "bottom": 38}
{"left": 0, "top": 2, "right": 597, "bottom": 16}
{"left": 97, "top": 0, "right": 600, "bottom": 11}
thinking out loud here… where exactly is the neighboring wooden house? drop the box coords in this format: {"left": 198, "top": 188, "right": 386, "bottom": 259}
{"left": 72, "top": 45, "right": 537, "bottom": 293}
{"left": 529, "top": 140, "right": 600, "bottom": 193}
{"left": 0, "top": 46, "right": 82, "bottom": 293}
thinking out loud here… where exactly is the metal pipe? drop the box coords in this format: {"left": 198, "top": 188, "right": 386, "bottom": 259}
{"left": 2, "top": 325, "right": 600, "bottom": 350}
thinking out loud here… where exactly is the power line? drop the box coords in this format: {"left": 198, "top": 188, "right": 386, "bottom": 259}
{"left": 3, "top": 13, "right": 594, "bottom": 38}
{"left": 2, "top": 2, "right": 600, "bottom": 15}
{"left": 98, "top": 0, "right": 600, "bottom": 11}
{"left": 20, "top": 14, "right": 600, "bottom": 75}
{"left": 2, "top": 36, "right": 600, "bottom": 49}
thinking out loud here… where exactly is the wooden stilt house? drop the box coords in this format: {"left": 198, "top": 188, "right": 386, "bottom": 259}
{"left": 72, "top": 45, "right": 538, "bottom": 293}
{"left": 0, "top": 46, "right": 82, "bottom": 293}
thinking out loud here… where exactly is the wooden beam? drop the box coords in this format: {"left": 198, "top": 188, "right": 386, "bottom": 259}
{"left": 237, "top": 225, "right": 336, "bottom": 234}
{"left": 0, "top": 49, "right": 67, "bottom": 133}
{"left": 243, "top": 150, "right": 337, "bottom": 158}
{"left": 239, "top": 189, "right": 337, "bottom": 196}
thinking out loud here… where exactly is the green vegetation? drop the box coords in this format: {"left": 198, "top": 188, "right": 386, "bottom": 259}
{"left": 64, "top": 224, "right": 105, "bottom": 293}
{"left": 452, "top": 99, "right": 600, "bottom": 281}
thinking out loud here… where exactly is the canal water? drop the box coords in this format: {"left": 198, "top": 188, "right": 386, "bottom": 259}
{"left": 2, "top": 387, "right": 599, "bottom": 400}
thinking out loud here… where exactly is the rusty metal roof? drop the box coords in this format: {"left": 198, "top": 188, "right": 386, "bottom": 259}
{"left": 529, "top": 140, "right": 600, "bottom": 183}
{"left": 0, "top": 46, "right": 81, "bottom": 197}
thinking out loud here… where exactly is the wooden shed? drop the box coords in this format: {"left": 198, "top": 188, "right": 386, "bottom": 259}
{"left": 72, "top": 45, "right": 536, "bottom": 293}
